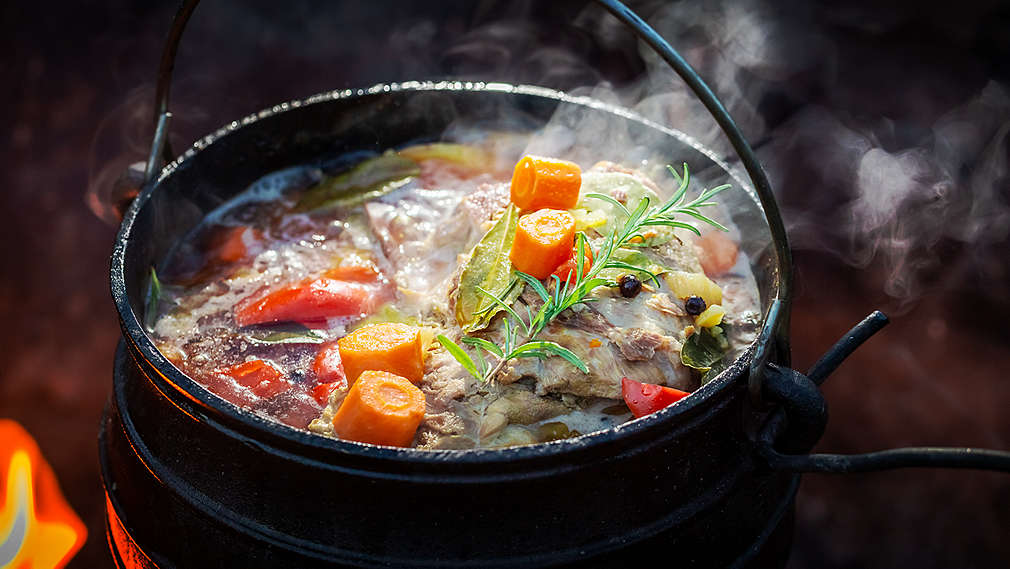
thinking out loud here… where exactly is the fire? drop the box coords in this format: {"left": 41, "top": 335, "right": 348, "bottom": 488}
{"left": 0, "top": 420, "right": 86, "bottom": 569}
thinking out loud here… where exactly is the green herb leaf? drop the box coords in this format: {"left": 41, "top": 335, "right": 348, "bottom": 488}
{"left": 295, "top": 152, "right": 420, "bottom": 211}
{"left": 510, "top": 341, "right": 588, "bottom": 373}
{"left": 640, "top": 218, "right": 701, "bottom": 235}
{"left": 681, "top": 325, "right": 731, "bottom": 373}
{"left": 397, "top": 143, "right": 490, "bottom": 171}
{"left": 144, "top": 267, "right": 162, "bottom": 331}
{"left": 582, "top": 192, "right": 630, "bottom": 216}
{"left": 461, "top": 336, "right": 505, "bottom": 358}
{"left": 437, "top": 335, "right": 482, "bottom": 381}
{"left": 476, "top": 286, "right": 529, "bottom": 336}
{"left": 701, "top": 359, "right": 728, "bottom": 385}
{"left": 514, "top": 271, "right": 550, "bottom": 304}
{"left": 579, "top": 172, "right": 661, "bottom": 236}
{"left": 454, "top": 204, "right": 523, "bottom": 332}
{"left": 247, "top": 323, "right": 325, "bottom": 345}
{"left": 598, "top": 249, "right": 667, "bottom": 286}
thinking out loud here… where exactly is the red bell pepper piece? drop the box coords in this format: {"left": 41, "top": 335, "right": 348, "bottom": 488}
{"left": 621, "top": 377, "right": 689, "bottom": 418}
{"left": 234, "top": 278, "right": 377, "bottom": 327}
{"left": 551, "top": 245, "right": 594, "bottom": 287}
{"left": 311, "top": 382, "right": 340, "bottom": 406}
{"left": 311, "top": 341, "right": 347, "bottom": 406}
{"left": 212, "top": 226, "right": 261, "bottom": 263}
{"left": 312, "top": 341, "right": 347, "bottom": 384}
{"left": 219, "top": 359, "right": 291, "bottom": 399}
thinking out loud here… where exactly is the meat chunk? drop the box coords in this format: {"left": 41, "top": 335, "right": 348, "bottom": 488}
{"left": 497, "top": 323, "right": 692, "bottom": 399}
{"left": 461, "top": 182, "right": 509, "bottom": 227}
{"left": 589, "top": 160, "right": 663, "bottom": 195}
{"left": 414, "top": 411, "right": 471, "bottom": 449}
{"left": 479, "top": 385, "right": 574, "bottom": 438}
{"left": 420, "top": 347, "right": 470, "bottom": 409}
{"left": 612, "top": 328, "right": 664, "bottom": 361}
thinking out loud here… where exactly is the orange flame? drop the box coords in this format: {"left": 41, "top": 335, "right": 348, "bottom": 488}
{"left": 0, "top": 420, "right": 86, "bottom": 569}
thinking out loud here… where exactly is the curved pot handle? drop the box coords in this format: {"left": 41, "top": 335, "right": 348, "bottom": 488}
{"left": 756, "top": 311, "right": 1010, "bottom": 473}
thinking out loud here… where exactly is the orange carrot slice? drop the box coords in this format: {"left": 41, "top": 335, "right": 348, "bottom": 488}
{"left": 550, "top": 243, "right": 594, "bottom": 286}
{"left": 337, "top": 323, "right": 425, "bottom": 385}
{"left": 510, "top": 209, "right": 576, "bottom": 279}
{"left": 696, "top": 231, "right": 739, "bottom": 276}
{"left": 510, "top": 155, "right": 581, "bottom": 211}
{"left": 331, "top": 370, "right": 426, "bottom": 447}
{"left": 323, "top": 263, "right": 381, "bottom": 283}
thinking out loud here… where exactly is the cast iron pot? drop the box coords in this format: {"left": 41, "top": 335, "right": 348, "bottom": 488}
{"left": 103, "top": 2, "right": 1010, "bottom": 568}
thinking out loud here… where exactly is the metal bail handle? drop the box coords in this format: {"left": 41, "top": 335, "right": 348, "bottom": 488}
{"left": 757, "top": 311, "right": 1010, "bottom": 473}
{"left": 145, "top": 2, "right": 796, "bottom": 394}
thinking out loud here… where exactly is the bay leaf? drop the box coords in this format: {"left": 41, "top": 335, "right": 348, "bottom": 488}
{"left": 144, "top": 267, "right": 162, "bottom": 331}
{"left": 681, "top": 324, "right": 731, "bottom": 373}
{"left": 454, "top": 203, "right": 522, "bottom": 332}
{"left": 295, "top": 152, "right": 420, "bottom": 212}
{"left": 597, "top": 248, "right": 669, "bottom": 285}
{"left": 246, "top": 323, "right": 325, "bottom": 345}
{"left": 397, "top": 143, "right": 491, "bottom": 171}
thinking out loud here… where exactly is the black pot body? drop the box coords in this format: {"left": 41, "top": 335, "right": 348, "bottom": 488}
{"left": 104, "top": 83, "right": 794, "bottom": 568}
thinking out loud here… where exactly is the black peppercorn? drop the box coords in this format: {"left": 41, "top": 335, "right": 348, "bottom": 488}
{"left": 685, "top": 295, "right": 706, "bottom": 315}
{"left": 618, "top": 274, "right": 642, "bottom": 298}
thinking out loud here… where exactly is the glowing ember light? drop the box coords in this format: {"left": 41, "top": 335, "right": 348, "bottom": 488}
{"left": 0, "top": 420, "right": 86, "bottom": 569}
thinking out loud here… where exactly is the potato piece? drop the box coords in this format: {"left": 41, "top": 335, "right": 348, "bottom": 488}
{"left": 663, "top": 271, "right": 723, "bottom": 307}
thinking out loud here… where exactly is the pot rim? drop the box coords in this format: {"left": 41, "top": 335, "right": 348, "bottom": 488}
{"left": 111, "top": 80, "right": 776, "bottom": 464}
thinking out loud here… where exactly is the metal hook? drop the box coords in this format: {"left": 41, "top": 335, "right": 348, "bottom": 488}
{"left": 756, "top": 311, "right": 1010, "bottom": 474}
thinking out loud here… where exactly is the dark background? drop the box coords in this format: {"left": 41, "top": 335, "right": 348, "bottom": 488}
{"left": 2, "top": 1, "right": 1008, "bottom": 567}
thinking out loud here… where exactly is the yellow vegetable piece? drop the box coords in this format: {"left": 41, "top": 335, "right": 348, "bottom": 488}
{"left": 695, "top": 305, "right": 726, "bottom": 328}
{"left": 570, "top": 208, "right": 608, "bottom": 232}
{"left": 663, "top": 271, "right": 723, "bottom": 307}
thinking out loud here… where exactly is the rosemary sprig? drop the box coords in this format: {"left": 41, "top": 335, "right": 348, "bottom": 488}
{"left": 437, "top": 163, "right": 730, "bottom": 383}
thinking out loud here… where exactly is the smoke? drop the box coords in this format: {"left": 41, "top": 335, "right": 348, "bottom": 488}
{"left": 758, "top": 81, "right": 1010, "bottom": 305}
{"left": 609, "top": 0, "right": 1010, "bottom": 308}
{"left": 87, "top": 0, "right": 1010, "bottom": 309}
{"left": 86, "top": 86, "right": 155, "bottom": 225}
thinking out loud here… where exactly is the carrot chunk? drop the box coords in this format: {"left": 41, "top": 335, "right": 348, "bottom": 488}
{"left": 331, "top": 370, "right": 426, "bottom": 447}
{"left": 550, "top": 244, "right": 594, "bottom": 286}
{"left": 322, "top": 263, "right": 381, "bottom": 283}
{"left": 337, "top": 323, "right": 425, "bottom": 385}
{"left": 695, "top": 231, "right": 739, "bottom": 276}
{"left": 218, "top": 359, "right": 291, "bottom": 399}
{"left": 510, "top": 155, "right": 581, "bottom": 211}
{"left": 234, "top": 278, "right": 376, "bottom": 327}
{"left": 510, "top": 209, "right": 576, "bottom": 279}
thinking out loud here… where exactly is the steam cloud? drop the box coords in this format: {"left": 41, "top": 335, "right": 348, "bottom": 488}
{"left": 614, "top": 0, "right": 1010, "bottom": 307}
{"left": 87, "top": 0, "right": 1010, "bottom": 308}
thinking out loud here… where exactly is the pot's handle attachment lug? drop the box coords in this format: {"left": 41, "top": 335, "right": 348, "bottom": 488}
{"left": 757, "top": 311, "right": 1010, "bottom": 474}
{"left": 760, "top": 363, "right": 826, "bottom": 455}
